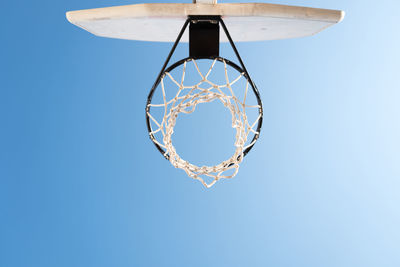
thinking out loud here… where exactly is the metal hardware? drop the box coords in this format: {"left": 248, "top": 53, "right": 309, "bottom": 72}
{"left": 189, "top": 16, "right": 220, "bottom": 59}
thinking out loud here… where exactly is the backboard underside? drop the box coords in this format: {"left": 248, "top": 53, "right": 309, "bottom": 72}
{"left": 66, "top": 3, "right": 344, "bottom": 42}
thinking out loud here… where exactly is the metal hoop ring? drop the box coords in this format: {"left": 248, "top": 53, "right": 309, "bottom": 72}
{"left": 146, "top": 56, "right": 263, "bottom": 160}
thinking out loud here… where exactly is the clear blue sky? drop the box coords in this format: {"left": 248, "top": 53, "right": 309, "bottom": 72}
{"left": 1, "top": 0, "right": 400, "bottom": 266}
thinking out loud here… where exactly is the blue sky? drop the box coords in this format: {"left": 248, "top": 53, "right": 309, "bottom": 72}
{"left": 1, "top": 0, "right": 400, "bottom": 266}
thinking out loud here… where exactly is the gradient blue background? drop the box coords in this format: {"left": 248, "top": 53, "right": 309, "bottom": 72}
{"left": 1, "top": 0, "right": 399, "bottom": 266}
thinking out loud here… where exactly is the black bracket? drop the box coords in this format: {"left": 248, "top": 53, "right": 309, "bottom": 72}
{"left": 189, "top": 16, "right": 220, "bottom": 59}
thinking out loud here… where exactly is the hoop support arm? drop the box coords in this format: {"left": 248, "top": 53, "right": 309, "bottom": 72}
{"left": 218, "top": 17, "right": 263, "bottom": 156}
{"left": 146, "top": 18, "right": 190, "bottom": 158}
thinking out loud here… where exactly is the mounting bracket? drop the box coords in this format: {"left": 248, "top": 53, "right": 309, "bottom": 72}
{"left": 189, "top": 16, "right": 220, "bottom": 59}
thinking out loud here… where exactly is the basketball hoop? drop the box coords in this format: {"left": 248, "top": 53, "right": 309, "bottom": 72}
{"left": 144, "top": 17, "right": 263, "bottom": 187}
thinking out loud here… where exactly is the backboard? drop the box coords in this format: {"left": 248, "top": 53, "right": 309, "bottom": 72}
{"left": 66, "top": 3, "right": 344, "bottom": 42}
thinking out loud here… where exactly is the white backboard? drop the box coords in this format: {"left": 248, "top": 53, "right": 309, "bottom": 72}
{"left": 66, "top": 3, "right": 344, "bottom": 42}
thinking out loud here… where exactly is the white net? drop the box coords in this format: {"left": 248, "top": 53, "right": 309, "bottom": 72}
{"left": 147, "top": 58, "right": 261, "bottom": 188}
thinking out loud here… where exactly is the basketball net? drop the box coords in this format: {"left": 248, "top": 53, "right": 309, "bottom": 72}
{"left": 147, "top": 58, "right": 261, "bottom": 188}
